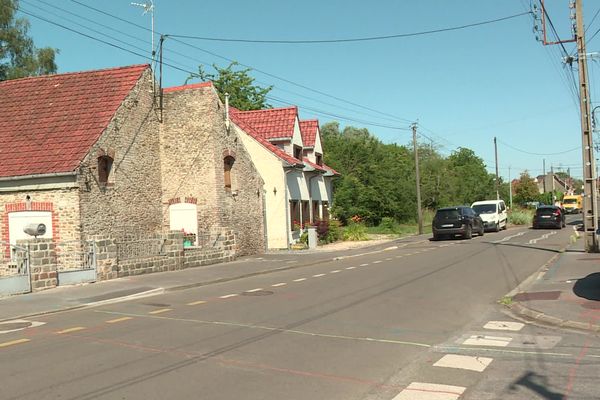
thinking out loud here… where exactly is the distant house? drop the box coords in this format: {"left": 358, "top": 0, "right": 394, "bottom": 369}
{"left": 230, "top": 106, "right": 339, "bottom": 249}
{"left": 0, "top": 65, "right": 265, "bottom": 289}
{"left": 535, "top": 173, "right": 569, "bottom": 194}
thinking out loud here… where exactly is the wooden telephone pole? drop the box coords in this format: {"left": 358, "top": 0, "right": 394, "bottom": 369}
{"left": 412, "top": 124, "right": 423, "bottom": 235}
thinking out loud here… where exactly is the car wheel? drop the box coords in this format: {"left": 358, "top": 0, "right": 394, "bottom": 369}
{"left": 433, "top": 234, "right": 439, "bottom": 241}
{"left": 464, "top": 225, "right": 472, "bottom": 239}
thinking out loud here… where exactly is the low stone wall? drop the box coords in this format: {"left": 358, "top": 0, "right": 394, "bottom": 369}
{"left": 12, "top": 229, "right": 237, "bottom": 293}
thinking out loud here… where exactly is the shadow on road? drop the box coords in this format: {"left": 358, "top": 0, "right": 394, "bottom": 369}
{"left": 509, "top": 371, "right": 564, "bottom": 400}
{"left": 573, "top": 272, "right": 600, "bottom": 301}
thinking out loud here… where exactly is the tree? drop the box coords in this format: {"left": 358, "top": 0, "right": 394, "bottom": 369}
{"left": 186, "top": 62, "right": 272, "bottom": 110}
{"left": 444, "top": 148, "right": 495, "bottom": 205}
{"left": 513, "top": 171, "right": 539, "bottom": 204}
{"left": 0, "top": 0, "right": 57, "bottom": 81}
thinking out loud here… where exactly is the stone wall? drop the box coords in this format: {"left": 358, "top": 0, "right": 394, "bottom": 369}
{"left": 78, "top": 68, "right": 163, "bottom": 240}
{"left": 160, "top": 84, "right": 265, "bottom": 256}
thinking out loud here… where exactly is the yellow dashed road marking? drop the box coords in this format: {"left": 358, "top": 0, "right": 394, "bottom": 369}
{"left": 56, "top": 327, "right": 86, "bottom": 334}
{"left": 187, "top": 300, "right": 207, "bottom": 306}
{"left": 148, "top": 308, "right": 172, "bottom": 315}
{"left": 106, "top": 317, "right": 132, "bottom": 324}
{"left": 0, "top": 338, "right": 30, "bottom": 348}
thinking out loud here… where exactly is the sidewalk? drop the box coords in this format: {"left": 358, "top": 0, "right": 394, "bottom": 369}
{"left": 0, "top": 235, "right": 407, "bottom": 322}
{"left": 507, "top": 235, "right": 600, "bottom": 333}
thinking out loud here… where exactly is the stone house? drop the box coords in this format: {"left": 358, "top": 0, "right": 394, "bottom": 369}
{"left": 230, "top": 106, "right": 338, "bottom": 249}
{"left": 0, "top": 64, "right": 265, "bottom": 290}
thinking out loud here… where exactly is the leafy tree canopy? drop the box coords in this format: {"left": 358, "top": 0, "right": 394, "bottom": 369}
{"left": 186, "top": 61, "right": 272, "bottom": 110}
{"left": 0, "top": 0, "right": 58, "bottom": 81}
{"left": 513, "top": 171, "right": 539, "bottom": 204}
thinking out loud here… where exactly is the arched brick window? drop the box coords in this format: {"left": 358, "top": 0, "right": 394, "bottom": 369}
{"left": 224, "top": 156, "right": 235, "bottom": 190}
{"left": 98, "top": 155, "right": 113, "bottom": 187}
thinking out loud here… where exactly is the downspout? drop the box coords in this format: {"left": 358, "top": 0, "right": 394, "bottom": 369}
{"left": 284, "top": 167, "right": 294, "bottom": 248}
{"left": 224, "top": 92, "right": 230, "bottom": 131}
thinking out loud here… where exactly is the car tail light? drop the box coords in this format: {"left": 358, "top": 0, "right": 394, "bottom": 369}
{"left": 553, "top": 211, "right": 561, "bottom": 216}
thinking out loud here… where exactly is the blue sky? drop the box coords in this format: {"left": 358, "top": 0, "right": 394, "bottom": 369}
{"left": 18, "top": 0, "right": 600, "bottom": 180}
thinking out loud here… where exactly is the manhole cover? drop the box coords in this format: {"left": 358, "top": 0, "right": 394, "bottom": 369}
{"left": 143, "top": 303, "right": 171, "bottom": 307}
{"left": 242, "top": 290, "right": 273, "bottom": 296}
{"left": 513, "top": 291, "right": 561, "bottom": 301}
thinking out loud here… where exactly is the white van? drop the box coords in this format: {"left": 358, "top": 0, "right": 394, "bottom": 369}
{"left": 471, "top": 200, "right": 508, "bottom": 232}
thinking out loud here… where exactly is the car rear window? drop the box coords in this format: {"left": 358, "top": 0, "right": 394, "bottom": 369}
{"left": 473, "top": 204, "right": 496, "bottom": 214}
{"left": 536, "top": 208, "right": 556, "bottom": 215}
{"left": 436, "top": 209, "right": 460, "bottom": 219}
{"left": 563, "top": 198, "right": 578, "bottom": 204}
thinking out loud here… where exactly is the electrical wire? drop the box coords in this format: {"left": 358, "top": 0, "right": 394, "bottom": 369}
{"left": 497, "top": 139, "right": 580, "bottom": 156}
{"left": 65, "top": 0, "right": 416, "bottom": 125}
{"left": 167, "top": 12, "right": 532, "bottom": 44}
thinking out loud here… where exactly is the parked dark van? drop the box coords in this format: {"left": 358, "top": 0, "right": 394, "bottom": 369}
{"left": 432, "top": 206, "right": 484, "bottom": 240}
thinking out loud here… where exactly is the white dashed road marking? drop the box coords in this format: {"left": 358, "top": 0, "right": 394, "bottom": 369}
{"left": 392, "top": 382, "right": 466, "bottom": 400}
{"left": 462, "top": 335, "right": 512, "bottom": 347}
{"left": 245, "top": 288, "right": 263, "bottom": 293}
{"left": 293, "top": 278, "right": 307, "bottom": 282}
{"left": 360, "top": 264, "right": 369, "bottom": 267}
{"left": 312, "top": 274, "right": 325, "bottom": 278}
{"left": 373, "top": 261, "right": 382, "bottom": 264}
{"left": 433, "top": 354, "right": 493, "bottom": 372}
{"left": 219, "top": 294, "right": 238, "bottom": 299}
{"left": 330, "top": 270, "right": 341, "bottom": 273}
{"left": 484, "top": 321, "right": 524, "bottom": 331}
{"left": 271, "top": 283, "right": 287, "bottom": 287}
{"left": 346, "top": 266, "right": 356, "bottom": 270}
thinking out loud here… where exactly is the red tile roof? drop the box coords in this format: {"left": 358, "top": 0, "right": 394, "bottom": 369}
{"left": 163, "top": 81, "right": 213, "bottom": 93}
{"left": 229, "top": 108, "right": 303, "bottom": 167}
{"left": 299, "top": 120, "right": 319, "bottom": 148}
{"left": 0, "top": 64, "right": 148, "bottom": 178}
{"left": 232, "top": 107, "right": 298, "bottom": 140}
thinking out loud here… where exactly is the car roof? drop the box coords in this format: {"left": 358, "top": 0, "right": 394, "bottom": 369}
{"left": 436, "top": 206, "right": 469, "bottom": 211}
{"left": 472, "top": 200, "right": 503, "bottom": 205}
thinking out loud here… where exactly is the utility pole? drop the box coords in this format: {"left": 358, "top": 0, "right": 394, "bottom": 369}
{"left": 543, "top": 159, "right": 546, "bottom": 193}
{"left": 494, "top": 137, "right": 499, "bottom": 200}
{"left": 575, "top": 0, "right": 599, "bottom": 252}
{"left": 509, "top": 166, "right": 513, "bottom": 209}
{"left": 551, "top": 164, "right": 555, "bottom": 202}
{"left": 412, "top": 123, "right": 423, "bottom": 235}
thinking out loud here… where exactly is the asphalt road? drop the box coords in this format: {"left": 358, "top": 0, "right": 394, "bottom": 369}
{"left": 1, "top": 217, "right": 598, "bottom": 400}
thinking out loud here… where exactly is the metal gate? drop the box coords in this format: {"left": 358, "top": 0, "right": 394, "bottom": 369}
{"left": 56, "top": 241, "right": 97, "bottom": 286}
{"left": 0, "top": 242, "right": 31, "bottom": 296}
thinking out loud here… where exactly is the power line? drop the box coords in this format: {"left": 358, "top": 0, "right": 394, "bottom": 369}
{"left": 167, "top": 11, "right": 532, "bottom": 44}
{"left": 9, "top": 2, "right": 419, "bottom": 135}
{"left": 497, "top": 139, "right": 580, "bottom": 155}
{"left": 67, "top": 0, "right": 416, "bottom": 125}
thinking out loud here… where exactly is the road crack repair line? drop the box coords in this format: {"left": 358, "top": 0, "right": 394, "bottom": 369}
{"left": 92, "top": 310, "right": 432, "bottom": 349}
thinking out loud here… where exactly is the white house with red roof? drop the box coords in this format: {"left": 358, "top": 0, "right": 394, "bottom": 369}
{"left": 230, "top": 106, "right": 339, "bottom": 249}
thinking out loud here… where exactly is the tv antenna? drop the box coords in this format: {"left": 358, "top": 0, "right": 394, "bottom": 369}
{"left": 131, "top": 1, "right": 155, "bottom": 63}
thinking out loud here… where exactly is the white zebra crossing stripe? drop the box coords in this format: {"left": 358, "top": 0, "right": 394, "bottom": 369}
{"left": 463, "top": 335, "right": 512, "bottom": 347}
{"left": 433, "top": 354, "right": 493, "bottom": 372}
{"left": 484, "top": 321, "right": 524, "bottom": 331}
{"left": 392, "top": 382, "right": 466, "bottom": 400}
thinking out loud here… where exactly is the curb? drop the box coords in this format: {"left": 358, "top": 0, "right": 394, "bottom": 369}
{"left": 503, "top": 243, "right": 600, "bottom": 334}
